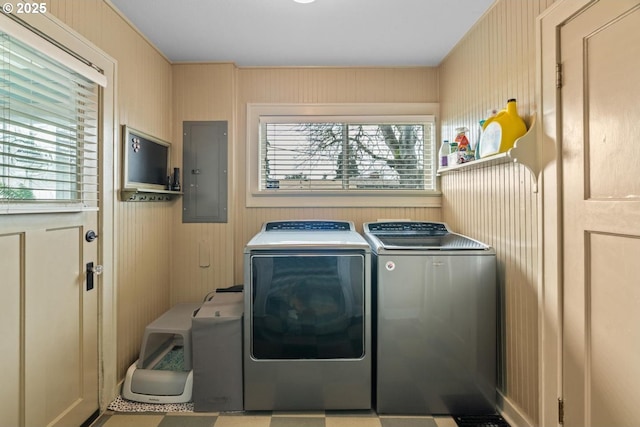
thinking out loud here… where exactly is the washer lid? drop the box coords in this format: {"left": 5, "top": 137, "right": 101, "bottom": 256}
{"left": 363, "top": 221, "right": 489, "bottom": 250}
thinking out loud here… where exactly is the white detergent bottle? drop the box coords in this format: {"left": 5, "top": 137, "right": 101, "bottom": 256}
{"left": 439, "top": 140, "right": 451, "bottom": 167}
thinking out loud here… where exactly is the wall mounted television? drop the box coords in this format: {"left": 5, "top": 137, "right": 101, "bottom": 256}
{"left": 121, "top": 125, "right": 174, "bottom": 200}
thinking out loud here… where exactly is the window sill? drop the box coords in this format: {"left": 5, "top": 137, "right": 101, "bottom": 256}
{"left": 246, "top": 191, "right": 442, "bottom": 208}
{"left": 0, "top": 203, "right": 98, "bottom": 215}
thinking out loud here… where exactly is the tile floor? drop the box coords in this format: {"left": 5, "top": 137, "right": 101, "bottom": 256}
{"left": 90, "top": 410, "right": 460, "bottom": 427}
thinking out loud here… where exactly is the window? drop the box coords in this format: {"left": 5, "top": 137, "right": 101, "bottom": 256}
{"left": 262, "top": 120, "right": 434, "bottom": 191}
{"left": 247, "top": 103, "right": 441, "bottom": 208}
{"left": 0, "top": 27, "right": 102, "bottom": 212}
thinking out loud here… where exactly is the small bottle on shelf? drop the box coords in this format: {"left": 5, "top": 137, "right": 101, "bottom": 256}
{"left": 171, "top": 167, "right": 181, "bottom": 192}
{"left": 439, "top": 140, "right": 451, "bottom": 167}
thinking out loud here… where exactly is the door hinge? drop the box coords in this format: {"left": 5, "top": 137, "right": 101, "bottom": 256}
{"left": 558, "top": 398, "right": 565, "bottom": 424}
{"left": 556, "top": 63, "right": 563, "bottom": 89}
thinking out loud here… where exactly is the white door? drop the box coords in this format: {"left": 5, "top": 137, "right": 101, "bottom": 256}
{"left": 0, "top": 21, "right": 101, "bottom": 425}
{"left": 0, "top": 10, "right": 115, "bottom": 427}
{"left": 561, "top": 1, "right": 640, "bottom": 426}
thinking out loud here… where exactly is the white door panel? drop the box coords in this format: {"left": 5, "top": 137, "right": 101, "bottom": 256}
{"left": 0, "top": 213, "right": 99, "bottom": 427}
{"left": 0, "top": 233, "right": 21, "bottom": 427}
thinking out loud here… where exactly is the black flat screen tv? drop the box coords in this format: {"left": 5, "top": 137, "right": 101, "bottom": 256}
{"left": 122, "top": 125, "right": 171, "bottom": 191}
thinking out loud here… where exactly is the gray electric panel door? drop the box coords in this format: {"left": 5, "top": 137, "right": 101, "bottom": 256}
{"left": 183, "top": 121, "right": 228, "bottom": 223}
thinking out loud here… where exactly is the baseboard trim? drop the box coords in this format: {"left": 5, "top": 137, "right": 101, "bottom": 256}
{"left": 80, "top": 409, "right": 100, "bottom": 427}
{"left": 497, "top": 391, "right": 535, "bottom": 427}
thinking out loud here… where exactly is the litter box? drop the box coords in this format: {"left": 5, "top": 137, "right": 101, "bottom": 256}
{"left": 122, "top": 303, "right": 200, "bottom": 404}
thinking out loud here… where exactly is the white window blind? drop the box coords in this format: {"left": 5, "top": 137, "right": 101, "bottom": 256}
{"left": 260, "top": 118, "right": 435, "bottom": 192}
{"left": 0, "top": 29, "right": 99, "bottom": 209}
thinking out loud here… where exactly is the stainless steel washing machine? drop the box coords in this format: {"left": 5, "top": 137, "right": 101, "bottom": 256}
{"left": 363, "top": 221, "right": 496, "bottom": 415}
{"left": 244, "top": 220, "right": 372, "bottom": 410}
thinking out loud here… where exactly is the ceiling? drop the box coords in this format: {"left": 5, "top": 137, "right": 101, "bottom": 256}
{"left": 109, "top": 0, "right": 495, "bottom": 67}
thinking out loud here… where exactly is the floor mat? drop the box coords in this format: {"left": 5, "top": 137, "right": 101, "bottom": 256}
{"left": 107, "top": 395, "right": 193, "bottom": 413}
{"left": 454, "top": 414, "right": 510, "bottom": 427}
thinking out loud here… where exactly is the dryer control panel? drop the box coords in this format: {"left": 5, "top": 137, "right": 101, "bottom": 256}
{"left": 265, "top": 220, "right": 353, "bottom": 231}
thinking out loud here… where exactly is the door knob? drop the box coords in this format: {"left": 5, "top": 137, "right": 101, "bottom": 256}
{"left": 86, "top": 262, "right": 103, "bottom": 291}
{"left": 91, "top": 264, "right": 104, "bottom": 275}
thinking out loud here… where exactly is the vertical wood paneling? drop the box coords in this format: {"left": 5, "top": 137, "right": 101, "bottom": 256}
{"left": 48, "top": 0, "right": 174, "bottom": 380}
{"left": 171, "top": 64, "right": 236, "bottom": 303}
{"left": 439, "top": 1, "right": 554, "bottom": 423}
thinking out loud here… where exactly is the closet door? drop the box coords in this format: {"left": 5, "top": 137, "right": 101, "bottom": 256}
{"left": 561, "top": 2, "right": 640, "bottom": 426}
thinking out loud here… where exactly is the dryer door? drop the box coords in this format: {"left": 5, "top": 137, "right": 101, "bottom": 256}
{"left": 249, "top": 252, "right": 365, "bottom": 360}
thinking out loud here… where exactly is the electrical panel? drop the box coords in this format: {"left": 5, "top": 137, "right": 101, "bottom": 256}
{"left": 182, "top": 121, "right": 228, "bottom": 223}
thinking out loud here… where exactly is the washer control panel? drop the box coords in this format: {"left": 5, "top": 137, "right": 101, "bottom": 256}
{"left": 366, "top": 221, "right": 449, "bottom": 236}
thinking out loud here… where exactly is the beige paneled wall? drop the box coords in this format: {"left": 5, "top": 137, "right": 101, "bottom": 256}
{"left": 439, "top": 0, "right": 555, "bottom": 424}
{"left": 235, "top": 67, "right": 442, "bottom": 280}
{"left": 171, "top": 63, "right": 237, "bottom": 303}
{"left": 48, "top": 0, "right": 174, "bottom": 380}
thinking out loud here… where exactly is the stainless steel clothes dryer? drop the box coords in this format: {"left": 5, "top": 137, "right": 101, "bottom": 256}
{"left": 244, "top": 220, "right": 372, "bottom": 411}
{"left": 363, "top": 221, "right": 497, "bottom": 415}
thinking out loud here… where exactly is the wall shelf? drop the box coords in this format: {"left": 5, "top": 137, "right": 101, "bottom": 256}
{"left": 120, "top": 188, "right": 182, "bottom": 202}
{"left": 437, "top": 113, "right": 538, "bottom": 191}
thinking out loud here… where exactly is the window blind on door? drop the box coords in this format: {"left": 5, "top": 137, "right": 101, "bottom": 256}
{"left": 0, "top": 29, "right": 100, "bottom": 210}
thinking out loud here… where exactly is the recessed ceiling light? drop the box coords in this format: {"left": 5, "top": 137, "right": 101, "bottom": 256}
{"left": 294, "top": 0, "right": 315, "bottom": 3}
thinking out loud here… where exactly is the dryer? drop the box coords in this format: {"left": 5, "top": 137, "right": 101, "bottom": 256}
{"left": 243, "top": 220, "right": 372, "bottom": 410}
{"left": 363, "top": 221, "right": 497, "bottom": 415}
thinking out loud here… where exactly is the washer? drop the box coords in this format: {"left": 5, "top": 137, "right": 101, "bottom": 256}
{"left": 363, "top": 221, "right": 496, "bottom": 415}
{"left": 244, "top": 220, "right": 372, "bottom": 410}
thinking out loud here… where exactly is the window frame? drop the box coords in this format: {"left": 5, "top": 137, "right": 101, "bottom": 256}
{"left": 246, "top": 103, "right": 441, "bottom": 208}
{"left": 0, "top": 15, "right": 105, "bottom": 215}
